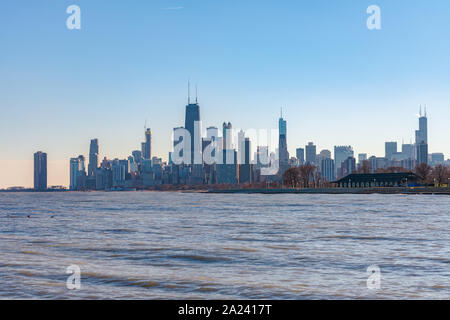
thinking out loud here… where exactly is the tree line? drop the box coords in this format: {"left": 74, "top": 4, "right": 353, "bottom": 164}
{"left": 282, "top": 163, "right": 450, "bottom": 188}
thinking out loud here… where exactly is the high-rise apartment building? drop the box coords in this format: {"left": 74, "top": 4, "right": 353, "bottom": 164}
{"left": 70, "top": 155, "right": 86, "bottom": 190}
{"left": 296, "top": 148, "right": 304, "bottom": 165}
{"left": 334, "top": 146, "right": 354, "bottom": 175}
{"left": 88, "top": 139, "right": 99, "bottom": 177}
{"left": 34, "top": 151, "right": 47, "bottom": 191}
{"left": 222, "top": 122, "right": 233, "bottom": 151}
{"left": 385, "top": 142, "right": 397, "bottom": 160}
{"left": 321, "top": 158, "right": 335, "bottom": 182}
{"left": 305, "top": 142, "right": 317, "bottom": 165}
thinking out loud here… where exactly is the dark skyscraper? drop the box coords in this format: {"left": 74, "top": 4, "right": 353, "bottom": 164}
{"left": 296, "top": 148, "right": 305, "bottom": 165}
{"left": 34, "top": 151, "right": 47, "bottom": 190}
{"left": 185, "top": 86, "right": 201, "bottom": 165}
{"left": 88, "top": 139, "right": 99, "bottom": 177}
{"left": 143, "top": 128, "right": 152, "bottom": 160}
{"left": 222, "top": 122, "right": 232, "bottom": 151}
{"left": 415, "top": 106, "right": 428, "bottom": 164}
{"left": 278, "top": 114, "right": 289, "bottom": 175}
{"left": 417, "top": 142, "right": 428, "bottom": 165}
{"left": 238, "top": 131, "right": 252, "bottom": 184}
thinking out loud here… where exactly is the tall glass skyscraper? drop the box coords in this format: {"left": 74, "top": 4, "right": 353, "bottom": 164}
{"left": 306, "top": 142, "right": 317, "bottom": 165}
{"left": 34, "top": 151, "right": 47, "bottom": 190}
{"left": 222, "top": 122, "right": 232, "bottom": 151}
{"left": 415, "top": 106, "right": 428, "bottom": 164}
{"left": 88, "top": 139, "right": 99, "bottom": 177}
{"left": 334, "top": 145, "right": 354, "bottom": 176}
{"left": 278, "top": 116, "right": 289, "bottom": 174}
{"left": 185, "top": 103, "right": 201, "bottom": 164}
{"left": 143, "top": 129, "right": 152, "bottom": 160}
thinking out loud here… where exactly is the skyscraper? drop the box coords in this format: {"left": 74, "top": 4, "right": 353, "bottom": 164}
{"left": 237, "top": 130, "right": 246, "bottom": 164}
{"left": 207, "top": 126, "right": 219, "bottom": 141}
{"left": 278, "top": 115, "right": 289, "bottom": 175}
{"left": 132, "top": 150, "right": 142, "bottom": 164}
{"left": 257, "top": 146, "right": 269, "bottom": 167}
{"left": 185, "top": 87, "right": 201, "bottom": 165}
{"left": 339, "top": 156, "right": 356, "bottom": 179}
{"left": 415, "top": 106, "right": 428, "bottom": 164}
{"left": 321, "top": 158, "right": 335, "bottom": 182}
{"left": 222, "top": 122, "right": 233, "bottom": 151}
{"left": 358, "top": 153, "right": 368, "bottom": 163}
{"left": 239, "top": 135, "right": 252, "bottom": 184}
{"left": 296, "top": 148, "right": 305, "bottom": 165}
{"left": 143, "top": 128, "right": 152, "bottom": 160}
{"left": 402, "top": 143, "right": 415, "bottom": 160}
{"left": 88, "top": 139, "right": 99, "bottom": 177}
{"left": 385, "top": 142, "right": 397, "bottom": 160}
{"left": 431, "top": 153, "right": 445, "bottom": 165}
{"left": 70, "top": 155, "right": 86, "bottom": 190}
{"left": 33, "top": 151, "right": 47, "bottom": 191}
{"left": 305, "top": 142, "right": 317, "bottom": 165}
{"left": 415, "top": 106, "right": 428, "bottom": 144}
{"left": 417, "top": 142, "right": 428, "bottom": 165}
{"left": 70, "top": 158, "right": 79, "bottom": 190}
{"left": 334, "top": 146, "right": 354, "bottom": 176}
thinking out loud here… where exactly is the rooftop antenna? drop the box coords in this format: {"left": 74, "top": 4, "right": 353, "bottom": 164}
{"left": 144, "top": 118, "right": 148, "bottom": 130}
{"left": 424, "top": 104, "right": 427, "bottom": 117}
{"left": 195, "top": 85, "right": 198, "bottom": 104}
{"left": 419, "top": 104, "right": 422, "bottom": 117}
{"left": 188, "top": 80, "right": 191, "bottom": 104}
{"left": 280, "top": 107, "right": 283, "bottom": 118}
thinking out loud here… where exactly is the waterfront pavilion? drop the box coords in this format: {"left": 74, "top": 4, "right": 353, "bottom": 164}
{"left": 333, "top": 172, "right": 420, "bottom": 188}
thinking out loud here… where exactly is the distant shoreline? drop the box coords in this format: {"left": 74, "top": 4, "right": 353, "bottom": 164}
{"left": 1, "top": 187, "right": 450, "bottom": 195}
{"left": 207, "top": 187, "right": 450, "bottom": 195}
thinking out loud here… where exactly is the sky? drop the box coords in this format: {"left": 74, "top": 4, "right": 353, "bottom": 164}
{"left": 1, "top": 0, "right": 450, "bottom": 188}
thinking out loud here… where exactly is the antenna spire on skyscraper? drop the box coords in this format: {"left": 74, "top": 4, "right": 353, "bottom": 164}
{"left": 196, "top": 85, "right": 198, "bottom": 104}
{"left": 188, "top": 80, "right": 191, "bottom": 104}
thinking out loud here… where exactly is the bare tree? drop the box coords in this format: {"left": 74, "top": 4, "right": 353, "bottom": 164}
{"left": 357, "top": 160, "right": 371, "bottom": 173}
{"left": 283, "top": 168, "right": 300, "bottom": 188}
{"left": 431, "top": 165, "right": 449, "bottom": 186}
{"left": 414, "top": 163, "right": 433, "bottom": 184}
{"left": 299, "top": 164, "right": 317, "bottom": 188}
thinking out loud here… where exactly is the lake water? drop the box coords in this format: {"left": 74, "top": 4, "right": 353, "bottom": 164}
{"left": 1, "top": 192, "right": 450, "bottom": 299}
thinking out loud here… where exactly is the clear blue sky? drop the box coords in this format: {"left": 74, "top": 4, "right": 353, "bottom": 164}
{"left": 1, "top": 0, "right": 450, "bottom": 187}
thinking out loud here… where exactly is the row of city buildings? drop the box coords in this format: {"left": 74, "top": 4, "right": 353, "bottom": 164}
{"left": 32, "top": 98, "right": 448, "bottom": 190}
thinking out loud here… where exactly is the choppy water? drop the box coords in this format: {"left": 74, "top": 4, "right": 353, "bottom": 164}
{"left": 1, "top": 192, "right": 450, "bottom": 299}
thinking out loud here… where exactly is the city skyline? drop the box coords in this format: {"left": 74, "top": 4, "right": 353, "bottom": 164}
{"left": 1, "top": 0, "right": 450, "bottom": 188}
{"left": 0, "top": 98, "right": 448, "bottom": 189}
{"left": 3, "top": 96, "right": 447, "bottom": 190}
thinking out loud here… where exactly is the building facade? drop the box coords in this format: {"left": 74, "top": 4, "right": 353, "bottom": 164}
{"left": 34, "top": 151, "right": 47, "bottom": 191}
